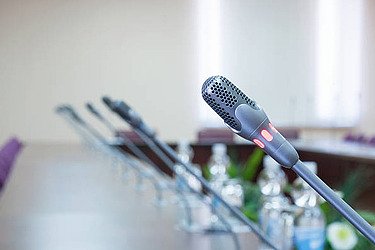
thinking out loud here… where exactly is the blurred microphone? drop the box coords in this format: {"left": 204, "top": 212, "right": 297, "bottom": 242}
{"left": 85, "top": 102, "right": 169, "bottom": 180}
{"left": 56, "top": 104, "right": 107, "bottom": 144}
{"left": 102, "top": 96, "right": 155, "bottom": 138}
{"left": 56, "top": 105, "right": 86, "bottom": 125}
{"left": 201, "top": 75, "right": 375, "bottom": 244}
{"left": 86, "top": 102, "right": 118, "bottom": 134}
{"left": 102, "top": 96, "right": 277, "bottom": 249}
{"left": 57, "top": 104, "right": 169, "bottom": 196}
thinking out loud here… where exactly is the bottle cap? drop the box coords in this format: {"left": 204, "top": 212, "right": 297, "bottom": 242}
{"left": 212, "top": 143, "right": 227, "bottom": 155}
{"left": 177, "top": 139, "right": 190, "bottom": 152}
{"left": 177, "top": 139, "right": 193, "bottom": 163}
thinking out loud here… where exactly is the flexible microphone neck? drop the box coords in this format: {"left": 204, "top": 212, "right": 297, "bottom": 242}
{"left": 57, "top": 105, "right": 87, "bottom": 126}
{"left": 87, "top": 102, "right": 170, "bottom": 180}
{"left": 102, "top": 97, "right": 155, "bottom": 138}
{"left": 85, "top": 102, "right": 118, "bottom": 134}
{"left": 102, "top": 97, "right": 277, "bottom": 249}
{"left": 57, "top": 105, "right": 107, "bottom": 144}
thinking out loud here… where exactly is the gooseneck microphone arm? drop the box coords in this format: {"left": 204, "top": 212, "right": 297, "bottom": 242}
{"left": 56, "top": 105, "right": 164, "bottom": 198}
{"left": 102, "top": 99, "right": 243, "bottom": 250}
{"left": 101, "top": 97, "right": 277, "bottom": 250}
{"left": 86, "top": 103, "right": 118, "bottom": 134}
{"left": 201, "top": 75, "right": 375, "bottom": 244}
{"left": 85, "top": 102, "right": 169, "bottom": 180}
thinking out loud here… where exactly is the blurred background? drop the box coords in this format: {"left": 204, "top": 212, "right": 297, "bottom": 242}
{"left": 0, "top": 0, "right": 374, "bottom": 143}
{"left": 0, "top": 1, "right": 375, "bottom": 249}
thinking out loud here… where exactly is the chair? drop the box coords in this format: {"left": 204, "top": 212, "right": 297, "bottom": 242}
{"left": 344, "top": 133, "right": 357, "bottom": 142}
{"left": 344, "top": 133, "right": 368, "bottom": 144}
{"left": 0, "top": 137, "right": 23, "bottom": 189}
{"left": 116, "top": 130, "right": 146, "bottom": 144}
{"left": 197, "top": 128, "right": 234, "bottom": 144}
{"left": 368, "top": 136, "right": 375, "bottom": 146}
{"left": 277, "top": 128, "right": 300, "bottom": 140}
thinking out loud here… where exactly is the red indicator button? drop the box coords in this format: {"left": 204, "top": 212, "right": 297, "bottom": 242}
{"left": 269, "top": 123, "right": 278, "bottom": 132}
{"left": 261, "top": 129, "right": 273, "bottom": 142}
{"left": 253, "top": 139, "right": 265, "bottom": 148}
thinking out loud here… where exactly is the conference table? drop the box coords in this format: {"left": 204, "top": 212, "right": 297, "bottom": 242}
{"left": 0, "top": 144, "right": 260, "bottom": 250}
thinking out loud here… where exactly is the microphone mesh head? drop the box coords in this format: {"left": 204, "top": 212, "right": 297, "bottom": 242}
{"left": 202, "top": 76, "right": 259, "bottom": 130}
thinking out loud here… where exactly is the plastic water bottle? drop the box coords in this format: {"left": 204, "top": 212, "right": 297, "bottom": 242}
{"left": 174, "top": 140, "right": 211, "bottom": 232}
{"left": 258, "top": 155, "right": 287, "bottom": 196}
{"left": 208, "top": 143, "right": 230, "bottom": 184}
{"left": 258, "top": 156, "right": 294, "bottom": 250}
{"left": 208, "top": 144, "right": 243, "bottom": 207}
{"left": 174, "top": 140, "right": 201, "bottom": 193}
{"left": 208, "top": 144, "right": 244, "bottom": 230}
{"left": 292, "top": 162, "right": 326, "bottom": 250}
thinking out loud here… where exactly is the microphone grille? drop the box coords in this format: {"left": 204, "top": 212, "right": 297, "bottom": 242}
{"left": 202, "top": 76, "right": 260, "bottom": 130}
{"left": 202, "top": 76, "right": 240, "bottom": 129}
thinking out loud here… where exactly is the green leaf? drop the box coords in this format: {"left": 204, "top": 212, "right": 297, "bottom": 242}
{"left": 227, "top": 161, "right": 240, "bottom": 178}
{"left": 202, "top": 164, "right": 211, "bottom": 180}
{"left": 358, "top": 210, "right": 375, "bottom": 225}
{"left": 320, "top": 201, "right": 341, "bottom": 224}
{"left": 283, "top": 183, "right": 293, "bottom": 195}
{"left": 241, "top": 148, "right": 264, "bottom": 181}
{"left": 340, "top": 167, "right": 375, "bottom": 203}
{"left": 242, "top": 205, "right": 259, "bottom": 222}
{"left": 241, "top": 182, "right": 262, "bottom": 222}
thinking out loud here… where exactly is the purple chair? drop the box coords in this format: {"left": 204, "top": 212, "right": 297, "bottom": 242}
{"left": 0, "top": 137, "right": 23, "bottom": 189}
{"left": 355, "top": 134, "right": 368, "bottom": 144}
{"left": 197, "top": 128, "right": 234, "bottom": 144}
{"left": 116, "top": 130, "right": 146, "bottom": 144}
{"left": 368, "top": 136, "right": 375, "bottom": 146}
{"left": 344, "top": 133, "right": 357, "bottom": 142}
{"left": 344, "top": 133, "right": 368, "bottom": 144}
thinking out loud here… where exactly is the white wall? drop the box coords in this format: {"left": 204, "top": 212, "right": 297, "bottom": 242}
{"left": 0, "top": 0, "right": 199, "bottom": 143}
{"left": 0, "top": 0, "right": 374, "bottom": 143}
{"left": 357, "top": 0, "right": 375, "bottom": 135}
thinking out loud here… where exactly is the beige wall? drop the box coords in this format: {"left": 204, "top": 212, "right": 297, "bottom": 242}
{"left": 0, "top": 0, "right": 374, "bottom": 144}
{"left": 0, "top": 0, "right": 199, "bottom": 143}
{"left": 357, "top": 0, "right": 375, "bottom": 135}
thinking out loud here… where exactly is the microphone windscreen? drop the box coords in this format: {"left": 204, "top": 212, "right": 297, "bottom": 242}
{"left": 202, "top": 76, "right": 259, "bottom": 131}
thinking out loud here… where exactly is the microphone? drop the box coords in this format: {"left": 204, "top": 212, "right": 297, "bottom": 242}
{"left": 85, "top": 102, "right": 170, "bottom": 182}
{"left": 202, "top": 76, "right": 298, "bottom": 168}
{"left": 56, "top": 105, "right": 86, "bottom": 125}
{"left": 86, "top": 103, "right": 104, "bottom": 121}
{"left": 202, "top": 75, "right": 375, "bottom": 244}
{"left": 102, "top": 96, "right": 277, "bottom": 249}
{"left": 102, "top": 96, "right": 155, "bottom": 138}
{"left": 57, "top": 104, "right": 167, "bottom": 195}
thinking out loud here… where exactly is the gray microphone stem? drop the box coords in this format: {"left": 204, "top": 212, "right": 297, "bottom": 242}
{"left": 292, "top": 160, "right": 375, "bottom": 243}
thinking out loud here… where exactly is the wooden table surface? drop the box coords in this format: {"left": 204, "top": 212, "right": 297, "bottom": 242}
{"left": 0, "top": 144, "right": 260, "bottom": 250}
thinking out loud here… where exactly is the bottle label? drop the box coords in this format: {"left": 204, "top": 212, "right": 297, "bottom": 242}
{"left": 294, "top": 226, "right": 325, "bottom": 250}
